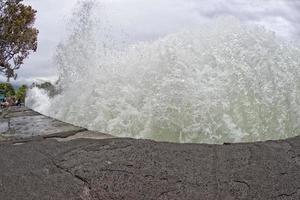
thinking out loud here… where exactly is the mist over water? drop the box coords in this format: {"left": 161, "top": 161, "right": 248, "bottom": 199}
{"left": 26, "top": 1, "right": 300, "bottom": 144}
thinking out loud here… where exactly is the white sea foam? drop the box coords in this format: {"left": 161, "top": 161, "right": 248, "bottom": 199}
{"left": 26, "top": 87, "right": 51, "bottom": 114}
{"left": 27, "top": 1, "right": 300, "bottom": 143}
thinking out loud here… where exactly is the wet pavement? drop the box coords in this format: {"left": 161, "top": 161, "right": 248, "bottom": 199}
{"left": 0, "top": 107, "right": 299, "bottom": 200}
{"left": 0, "top": 107, "right": 112, "bottom": 141}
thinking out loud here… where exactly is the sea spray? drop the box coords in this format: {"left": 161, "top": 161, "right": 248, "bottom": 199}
{"left": 26, "top": 1, "right": 300, "bottom": 144}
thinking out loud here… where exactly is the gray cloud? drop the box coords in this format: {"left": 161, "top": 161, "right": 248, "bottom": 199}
{"left": 5, "top": 0, "right": 300, "bottom": 85}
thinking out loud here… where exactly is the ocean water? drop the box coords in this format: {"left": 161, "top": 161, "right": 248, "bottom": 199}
{"left": 26, "top": 1, "right": 300, "bottom": 144}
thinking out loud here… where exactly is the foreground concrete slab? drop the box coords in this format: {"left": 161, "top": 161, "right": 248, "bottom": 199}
{"left": 0, "top": 107, "right": 299, "bottom": 199}
{"left": 0, "top": 137, "right": 299, "bottom": 200}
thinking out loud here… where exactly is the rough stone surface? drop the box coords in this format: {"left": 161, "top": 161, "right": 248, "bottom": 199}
{"left": 0, "top": 107, "right": 299, "bottom": 200}
{"left": 0, "top": 137, "right": 299, "bottom": 200}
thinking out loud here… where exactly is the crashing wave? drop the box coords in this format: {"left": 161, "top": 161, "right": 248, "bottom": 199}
{"left": 26, "top": 1, "right": 300, "bottom": 144}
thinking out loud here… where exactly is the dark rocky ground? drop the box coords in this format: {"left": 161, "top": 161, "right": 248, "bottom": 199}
{"left": 0, "top": 107, "right": 299, "bottom": 200}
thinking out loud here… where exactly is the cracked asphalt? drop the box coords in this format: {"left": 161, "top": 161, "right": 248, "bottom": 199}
{"left": 0, "top": 107, "right": 299, "bottom": 200}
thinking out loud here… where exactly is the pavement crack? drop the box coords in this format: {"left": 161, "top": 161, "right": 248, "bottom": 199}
{"left": 53, "top": 162, "right": 91, "bottom": 189}
{"left": 276, "top": 191, "right": 297, "bottom": 198}
{"left": 233, "top": 180, "right": 250, "bottom": 189}
{"left": 52, "top": 163, "right": 93, "bottom": 200}
{"left": 273, "top": 187, "right": 300, "bottom": 199}
{"left": 36, "top": 149, "right": 92, "bottom": 190}
{"left": 157, "top": 189, "right": 178, "bottom": 199}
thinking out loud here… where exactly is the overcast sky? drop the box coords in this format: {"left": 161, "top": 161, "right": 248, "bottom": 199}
{"left": 5, "top": 0, "right": 300, "bottom": 85}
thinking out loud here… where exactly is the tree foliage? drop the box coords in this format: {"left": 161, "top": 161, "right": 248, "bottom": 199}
{"left": 0, "top": 0, "right": 38, "bottom": 81}
{"left": 15, "top": 84, "right": 27, "bottom": 102}
{"left": 0, "top": 82, "right": 15, "bottom": 96}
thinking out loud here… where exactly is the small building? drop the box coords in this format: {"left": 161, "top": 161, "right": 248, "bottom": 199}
{"left": 0, "top": 90, "right": 6, "bottom": 102}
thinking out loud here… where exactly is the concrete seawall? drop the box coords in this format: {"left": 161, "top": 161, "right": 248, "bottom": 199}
{"left": 0, "top": 106, "right": 113, "bottom": 142}
{"left": 0, "top": 107, "right": 299, "bottom": 199}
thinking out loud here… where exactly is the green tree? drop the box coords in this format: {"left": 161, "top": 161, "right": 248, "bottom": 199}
{"left": 0, "top": 0, "right": 38, "bottom": 81}
{"left": 15, "top": 84, "right": 27, "bottom": 102}
{"left": 0, "top": 82, "right": 15, "bottom": 96}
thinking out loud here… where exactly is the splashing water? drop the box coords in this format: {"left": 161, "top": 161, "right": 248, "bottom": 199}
{"left": 26, "top": 1, "right": 300, "bottom": 144}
